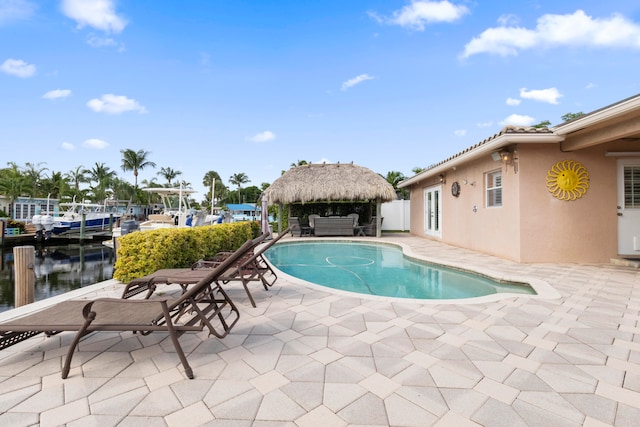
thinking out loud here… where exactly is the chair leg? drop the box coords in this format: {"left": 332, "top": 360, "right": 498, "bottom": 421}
{"left": 62, "top": 307, "right": 96, "bottom": 379}
{"left": 161, "top": 302, "right": 194, "bottom": 379}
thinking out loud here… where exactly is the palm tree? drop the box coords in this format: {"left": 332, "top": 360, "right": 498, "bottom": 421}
{"left": 40, "top": 170, "right": 69, "bottom": 199}
{"left": 86, "top": 162, "right": 116, "bottom": 202}
{"left": 203, "top": 170, "right": 223, "bottom": 207}
{"left": 121, "top": 149, "right": 157, "bottom": 188}
{"left": 65, "top": 166, "right": 89, "bottom": 200}
{"left": 229, "top": 172, "right": 250, "bottom": 204}
{"left": 0, "top": 163, "right": 30, "bottom": 207}
{"left": 23, "top": 162, "right": 49, "bottom": 197}
{"left": 384, "top": 171, "right": 407, "bottom": 200}
{"left": 157, "top": 166, "right": 181, "bottom": 187}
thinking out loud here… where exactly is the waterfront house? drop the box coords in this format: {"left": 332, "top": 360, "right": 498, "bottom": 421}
{"left": 398, "top": 94, "right": 640, "bottom": 263}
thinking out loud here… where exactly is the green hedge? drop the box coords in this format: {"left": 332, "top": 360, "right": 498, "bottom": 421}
{"left": 113, "top": 221, "right": 260, "bottom": 283}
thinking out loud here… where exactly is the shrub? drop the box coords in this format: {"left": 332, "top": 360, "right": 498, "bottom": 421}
{"left": 113, "top": 221, "right": 260, "bottom": 283}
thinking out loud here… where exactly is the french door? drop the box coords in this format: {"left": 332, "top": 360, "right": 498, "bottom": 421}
{"left": 617, "top": 159, "right": 640, "bottom": 255}
{"left": 424, "top": 186, "right": 442, "bottom": 238}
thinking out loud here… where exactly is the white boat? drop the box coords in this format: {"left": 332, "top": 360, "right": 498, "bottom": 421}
{"left": 112, "top": 187, "right": 207, "bottom": 237}
{"left": 34, "top": 199, "right": 122, "bottom": 238}
{"left": 51, "top": 200, "right": 122, "bottom": 236}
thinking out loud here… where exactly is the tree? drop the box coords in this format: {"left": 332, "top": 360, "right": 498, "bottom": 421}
{"left": 412, "top": 167, "right": 426, "bottom": 175}
{"left": 384, "top": 171, "right": 407, "bottom": 199}
{"left": 40, "top": 170, "right": 69, "bottom": 199}
{"left": 23, "top": 161, "right": 49, "bottom": 197}
{"left": 157, "top": 166, "right": 181, "bottom": 187}
{"left": 203, "top": 170, "right": 223, "bottom": 207}
{"left": 65, "top": 166, "right": 89, "bottom": 200}
{"left": 561, "top": 112, "right": 585, "bottom": 122}
{"left": 532, "top": 120, "right": 552, "bottom": 128}
{"left": 121, "top": 149, "right": 157, "bottom": 188}
{"left": 86, "top": 162, "right": 116, "bottom": 202}
{"left": 229, "top": 172, "right": 250, "bottom": 204}
{"left": 0, "top": 163, "right": 30, "bottom": 205}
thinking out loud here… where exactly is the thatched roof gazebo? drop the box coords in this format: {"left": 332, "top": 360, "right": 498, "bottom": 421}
{"left": 264, "top": 163, "right": 396, "bottom": 237}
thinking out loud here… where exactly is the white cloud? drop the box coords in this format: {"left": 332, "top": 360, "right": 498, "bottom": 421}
{"left": 249, "top": 131, "right": 276, "bottom": 143}
{"left": 82, "top": 138, "right": 109, "bottom": 149}
{"left": 454, "top": 129, "right": 466, "bottom": 136}
{"left": 1, "top": 58, "right": 35, "bottom": 77}
{"left": 87, "top": 94, "right": 146, "bottom": 114}
{"left": 462, "top": 10, "right": 640, "bottom": 58}
{"left": 477, "top": 121, "right": 493, "bottom": 128}
{"left": 585, "top": 82, "right": 596, "bottom": 89}
{"left": 506, "top": 97, "right": 521, "bottom": 106}
{"left": 341, "top": 74, "right": 374, "bottom": 91}
{"left": 500, "top": 114, "right": 536, "bottom": 126}
{"left": 372, "top": 1, "right": 469, "bottom": 30}
{"left": 61, "top": 142, "right": 75, "bottom": 150}
{"left": 0, "top": 0, "right": 36, "bottom": 24}
{"left": 61, "top": 0, "right": 127, "bottom": 33}
{"left": 520, "top": 87, "right": 562, "bottom": 104}
{"left": 43, "top": 89, "right": 72, "bottom": 100}
{"left": 86, "top": 33, "right": 117, "bottom": 47}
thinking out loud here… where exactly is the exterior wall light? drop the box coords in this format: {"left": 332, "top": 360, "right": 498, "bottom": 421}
{"left": 438, "top": 173, "right": 445, "bottom": 183}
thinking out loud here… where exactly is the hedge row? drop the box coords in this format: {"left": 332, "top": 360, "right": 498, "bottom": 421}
{"left": 113, "top": 221, "right": 261, "bottom": 283}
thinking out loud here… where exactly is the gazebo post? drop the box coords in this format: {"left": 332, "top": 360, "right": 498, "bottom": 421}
{"left": 279, "top": 203, "right": 284, "bottom": 234}
{"left": 376, "top": 198, "right": 382, "bottom": 238}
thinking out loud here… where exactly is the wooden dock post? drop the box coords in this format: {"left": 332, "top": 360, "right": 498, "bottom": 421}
{"left": 14, "top": 245, "right": 35, "bottom": 307}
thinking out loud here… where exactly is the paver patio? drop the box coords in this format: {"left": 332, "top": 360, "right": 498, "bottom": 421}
{"left": 0, "top": 233, "right": 639, "bottom": 426}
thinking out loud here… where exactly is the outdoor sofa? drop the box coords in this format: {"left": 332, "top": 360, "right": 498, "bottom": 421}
{"left": 313, "top": 216, "right": 356, "bottom": 236}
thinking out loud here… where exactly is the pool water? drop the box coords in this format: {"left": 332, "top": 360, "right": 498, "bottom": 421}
{"left": 264, "top": 241, "right": 535, "bottom": 300}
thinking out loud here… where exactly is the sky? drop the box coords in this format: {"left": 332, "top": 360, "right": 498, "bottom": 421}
{"left": 2, "top": 0, "right": 640, "bottom": 200}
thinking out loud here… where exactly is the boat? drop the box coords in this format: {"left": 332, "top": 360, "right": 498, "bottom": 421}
{"left": 33, "top": 199, "right": 122, "bottom": 238}
{"left": 112, "top": 187, "right": 207, "bottom": 237}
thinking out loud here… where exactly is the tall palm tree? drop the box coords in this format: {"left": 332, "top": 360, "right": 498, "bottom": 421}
{"left": 157, "top": 166, "right": 181, "bottom": 187}
{"left": 121, "top": 149, "right": 157, "bottom": 188}
{"left": 229, "top": 172, "right": 250, "bottom": 204}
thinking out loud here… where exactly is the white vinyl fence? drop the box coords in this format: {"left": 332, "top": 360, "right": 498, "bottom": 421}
{"left": 380, "top": 200, "right": 410, "bottom": 231}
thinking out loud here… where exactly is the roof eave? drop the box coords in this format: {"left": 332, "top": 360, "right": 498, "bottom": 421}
{"left": 553, "top": 93, "right": 640, "bottom": 135}
{"left": 398, "top": 133, "right": 563, "bottom": 188}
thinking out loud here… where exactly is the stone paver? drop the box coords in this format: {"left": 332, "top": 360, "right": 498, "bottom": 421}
{"left": 1, "top": 233, "right": 640, "bottom": 426}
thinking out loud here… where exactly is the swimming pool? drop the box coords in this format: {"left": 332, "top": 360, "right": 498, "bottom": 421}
{"left": 264, "top": 241, "right": 536, "bottom": 300}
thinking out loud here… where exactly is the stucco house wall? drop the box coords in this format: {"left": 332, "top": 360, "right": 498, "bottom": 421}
{"left": 516, "top": 145, "right": 617, "bottom": 263}
{"left": 401, "top": 94, "right": 640, "bottom": 264}
{"left": 407, "top": 144, "right": 620, "bottom": 263}
{"left": 439, "top": 156, "right": 522, "bottom": 261}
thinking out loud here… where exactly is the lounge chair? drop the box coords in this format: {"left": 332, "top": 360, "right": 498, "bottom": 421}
{"left": 122, "top": 228, "right": 290, "bottom": 308}
{"left": 211, "top": 228, "right": 289, "bottom": 307}
{"left": 0, "top": 239, "right": 256, "bottom": 380}
{"left": 121, "top": 233, "right": 269, "bottom": 300}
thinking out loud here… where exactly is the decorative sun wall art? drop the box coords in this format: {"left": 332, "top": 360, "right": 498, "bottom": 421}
{"left": 545, "top": 160, "right": 590, "bottom": 201}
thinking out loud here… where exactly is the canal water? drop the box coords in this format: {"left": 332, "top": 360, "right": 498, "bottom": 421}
{"left": 0, "top": 243, "right": 115, "bottom": 313}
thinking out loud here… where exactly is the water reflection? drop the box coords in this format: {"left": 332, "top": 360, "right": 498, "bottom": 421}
{"left": 0, "top": 243, "right": 115, "bottom": 313}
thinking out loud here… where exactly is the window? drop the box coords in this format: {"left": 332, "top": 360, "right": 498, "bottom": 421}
{"left": 624, "top": 165, "right": 640, "bottom": 208}
{"left": 486, "top": 170, "right": 502, "bottom": 207}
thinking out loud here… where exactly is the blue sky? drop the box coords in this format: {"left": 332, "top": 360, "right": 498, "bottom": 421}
{"left": 2, "top": 0, "right": 640, "bottom": 199}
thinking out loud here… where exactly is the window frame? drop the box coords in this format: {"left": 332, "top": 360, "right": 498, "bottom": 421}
{"left": 485, "top": 169, "right": 503, "bottom": 208}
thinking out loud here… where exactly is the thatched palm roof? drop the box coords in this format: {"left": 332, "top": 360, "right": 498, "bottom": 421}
{"left": 264, "top": 163, "right": 396, "bottom": 204}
